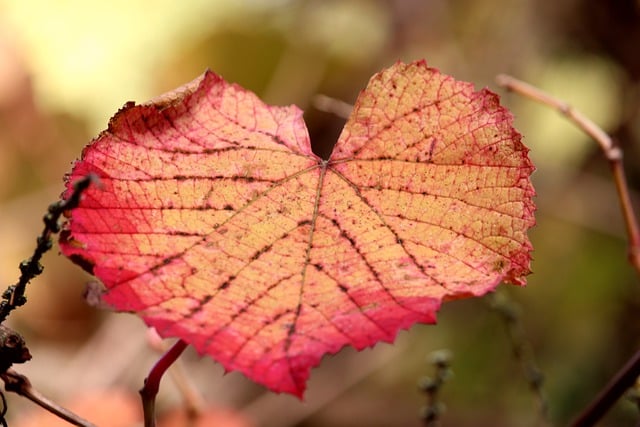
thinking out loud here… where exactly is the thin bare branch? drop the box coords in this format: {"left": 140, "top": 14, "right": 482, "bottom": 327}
{"left": 1, "top": 370, "right": 96, "bottom": 427}
{"left": 0, "top": 174, "right": 95, "bottom": 323}
{"left": 569, "top": 348, "right": 640, "bottom": 427}
{"left": 496, "top": 74, "right": 640, "bottom": 275}
{"left": 312, "top": 94, "right": 353, "bottom": 120}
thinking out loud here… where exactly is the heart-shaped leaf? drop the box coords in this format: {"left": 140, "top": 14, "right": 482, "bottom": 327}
{"left": 60, "top": 60, "right": 535, "bottom": 397}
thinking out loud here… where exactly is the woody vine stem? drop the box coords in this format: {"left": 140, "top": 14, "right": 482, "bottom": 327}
{"left": 140, "top": 339, "right": 189, "bottom": 427}
{"left": 0, "top": 175, "right": 94, "bottom": 323}
{"left": 0, "top": 175, "right": 96, "bottom": 427}
{"left": 497, "top": 74, "right": 640, "bottom": 427}
{"left": 495, "top": 75, "right": 640, "bottom": 274}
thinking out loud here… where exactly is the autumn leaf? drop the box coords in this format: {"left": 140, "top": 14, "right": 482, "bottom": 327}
{"left": 59, "top": 60, "right": 535, "bottom": 397}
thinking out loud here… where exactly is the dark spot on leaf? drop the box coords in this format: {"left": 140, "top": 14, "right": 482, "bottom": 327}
{"left": 170, "top": 231, "right": 196, "bottom": 236}
{"left": 338, "top": 284, "right": 349, "bottom": 293}
{"left": 68, "top": 254, "right": 95, "bottom": 275}
{"left": 492, "top": 258, "right": 507, "bottom": 272}
{"left": 271, "top": 134, "right": 286, "bottom": 145}
{"left": 250, "top": 243, "right": 273, "bottom": 261}
{"left": 273, "top": 309, "right": 292, "bottom": 323}
{"left": 223, "top": 204, "right": 233, "bottom": 211}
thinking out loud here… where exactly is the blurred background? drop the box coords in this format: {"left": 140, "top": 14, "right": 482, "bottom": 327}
{"left": 0, "top": 0, "right": 639, "bottom": 426}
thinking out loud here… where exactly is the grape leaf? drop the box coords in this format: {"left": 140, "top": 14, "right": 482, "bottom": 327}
{"left": 60, "top": 60, "right": 535, "bottom": 397}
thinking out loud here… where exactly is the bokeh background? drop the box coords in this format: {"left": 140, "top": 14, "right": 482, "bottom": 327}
{"left": 0, "top": 0, "right": 639, "bottom": 426}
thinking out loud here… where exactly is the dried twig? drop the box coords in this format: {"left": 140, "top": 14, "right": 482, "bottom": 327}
{"left": 569, "top": 349, "right": 640, "bottom": 427}
{"left": 496, "top": 74, "right": 640, "bottom": 275}
{"left": 0, "top": 175, "right": 94, "bottom": 426}
{"left": 1, "top": 370, "right": 96, "bottom": 427}
{"left": 312, "top": 94, "right": 353, "bottom": 120}
{"left": 0, "top": 174, "right": 95, "bottom": 322}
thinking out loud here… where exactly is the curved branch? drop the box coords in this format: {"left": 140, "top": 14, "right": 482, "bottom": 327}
{"left": 140, "top": 339, "right": 189, "bottom": 427}
{"left": 496, "top": 74, "right": 640, "bottom": 275}
{"left": 1, "top": 370, "right": 96, "bottom": 427}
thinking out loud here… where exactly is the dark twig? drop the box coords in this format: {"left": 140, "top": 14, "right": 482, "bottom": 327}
{"left": 418, "top": 349, "right": 452, "bottom": 427}
{"left": 0, "top": 324, "right": 31, "bottom": 374}
{"left": 0, "top": 174, "right": 93, "bottom": 425}
{"left": 1, "top": 369, "right": 96, "bottom": 427}
{"left": 0, "top": 390, "right": 8, "bottom": 427}
{"left": 489, "top": 292, "right": 549, "bottom": 425}
{"left": 569, "top": 349, "right": 640, "bottom": 427}
{"left": 0, "top": 174, "right": 95, "bottom": 323}
{"left": 140, "top": 339, "right": 189, "bottom": 427}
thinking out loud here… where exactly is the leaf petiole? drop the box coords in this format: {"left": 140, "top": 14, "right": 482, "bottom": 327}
{"left": 140, "top": 338, "right": 189, "bottom": 427}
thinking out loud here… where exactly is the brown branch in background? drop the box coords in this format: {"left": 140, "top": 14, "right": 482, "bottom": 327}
{"left": 496, "top": 74, "right": 640, "bottom": 426}
{"left": 1, "top": 370, "right": 96, "bottom": 427}
{"left": 312, "top": 94, "right": 353, "bottom": 120}
{"left": 496, "top": 74, "right": 640, "bottom": 276}
{"left": 569, "top": 348, "right": 640, "bottom": 427}
{"left": 0, "top": 174, "right": 95, "bottom": 425}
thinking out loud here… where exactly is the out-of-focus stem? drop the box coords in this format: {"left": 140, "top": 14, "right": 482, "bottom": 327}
{"left": 496, "top": 74, "right": 640, "bottom": 275}
{"left": 1, "top": 370, "right": 95, "bottom": 427}
{"left": 140, "top": 339, "right": 189, "bottom": 427}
